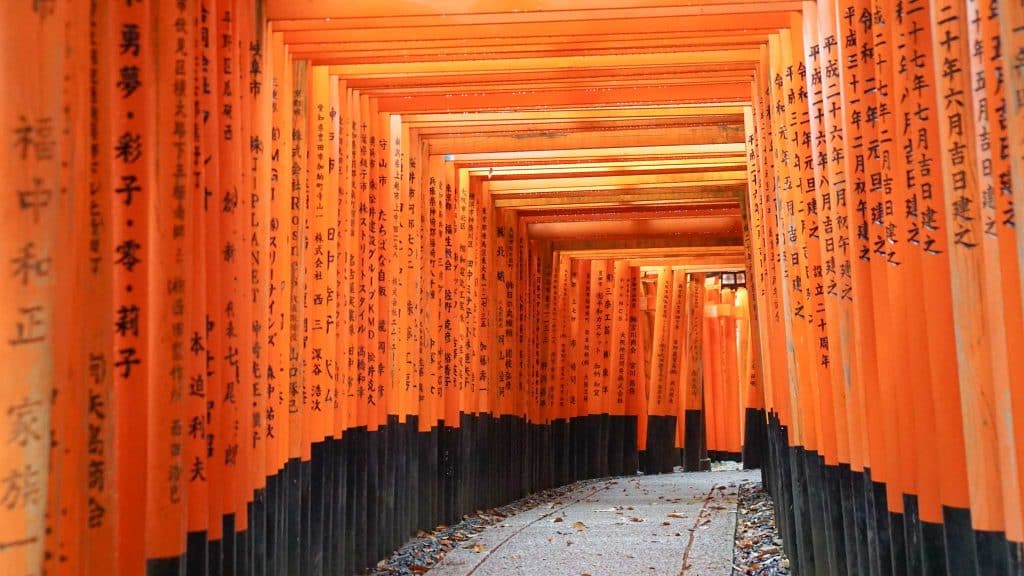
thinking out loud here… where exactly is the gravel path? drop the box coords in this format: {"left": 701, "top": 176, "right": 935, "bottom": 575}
{"left": 425, "top": 469, "right": 754, "bottom": 576}
{"left": 732, "top": 481, "right": 791, "bottom": 575}
{"left": 371, "top": 469, "right": 787, "bottom": 576}
{"left": 370, "top": 480, "right": 604, "bottom": 576}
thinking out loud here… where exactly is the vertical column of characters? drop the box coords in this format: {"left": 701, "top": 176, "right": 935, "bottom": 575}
{"left": 835, "top": 0, "right": 888, "bottom": 490}
{"left": 987, "top": 0, "right": 1024, "bottom": 540}
{"left": 791, "top": 11, "right": 830, "bottom": 465}
{"left": 332, "top": 78, "right": 350, "bottom": 437}
{"left": 216, "top": 0, "right": 244, "bottom": 531}
{"left": 404, "top": 127, "right": 426, "bottom": 430}
{"left": 631, "top": 267, "right": 649, "bottom": 451}
{"left": 800, "top": 4, "right": 847, "bottom": 477}
{"left": 374, "top": 104, "right": 391, "bottom": 424}
{"left": 665, "top": 269, "right": 686, "bottom": 445}
{"left": 683, "top": 274, "right": 707, "bottom": 443}
{"left": 389, "top": 114, "right": 409, "bottom": 422}
{"left": 1, "top": 0, "right": 64, "bottom": 567}
{"left": 77, "top": 0, "right": 117, "bottom": 571}
{"left": 453, "top": 162, "right": 471, "bottom": 420}
{"left": 516, "top": 219, "right": 530, "bottom": 417}
{"left": 869, "top": 0, "right": 920, "bottom": 520}
{"left": 407, "top": 134, "right": 429, "bottom": 431}
{"left": 533, "top": 244, "right": 548, "bottom": 423}
{"left": 232, "top": 0, "right": 254, "bottom": 533}
{"left": 493, "top": 206, "right": 509, "bottom": 416}
{"left": 596, "top": 261, "right": 614, "bottom": 420}
{"left": 303, "top": 63, "right": 331, "bottom": 573}
{"left": 931, "top": 0, "right": 1018, "bottom": 546}
{"left": 145, "top": 0, "right": 195, "bottom": 563}
{"left": 267, "top": 29, "right": 290, "bottom": 488}
{"left": 576, "top": 260, "right": 594, "bottom": 422}
{"left": 109, "top": 0, "right": 153, "bottom": 571}
{"left": 887, "top": 0, "right": 948, "bottom": 537}
{"left": 565, "top": 259, "right": 582, "bottom": 421}
{"left": 813, "top": 0, "right": 859, "bottom": 479}
{"left": 198, "top": 0, "right": 225, "bottom": 547}
{"left": 183, "top": 0, "right": 210, "bottom": 552}
{"left": 306, "top": 65, "right": 332, "bottom": 445}
{"left": 539, "top": 250, "right": 551, "bottom": 424}
{"left": 475, "top": 181, "right": 492, "bottom": 417}
{"left": 459, "top": 174, "right": 477, "bottom": 416}
{"left": 441, "top": 158, "right": 459, "bottom": 426}
{"left": 515, "top": 220, "right": 527, "bottom": 418}
{"left": 883, "top": 0, "right": 940, "bottom": 555}
{"left": 300, "top": 61, "right": 318, "bottom": 456}
{"left": 739, "top": 107, "right": 770, "bottom": 448}
{"left": 250, "top": 14, "right": 273, "bottom": 505}
{"left": 550, "top": 253, "right": 570, "bottom": 425}
{"left": 503, "top": 212, "right": 519, "bottom": 416}
{"left": 968, "top": 0, "right": 1024, "bottom": 544}
{"left": 647, "top": 268, "right": 671, "bottom": 416}
{"left": 401, "top": 118, "right": 419, "bottom": 423}
{"left": 335, "top": 79, "right": 352, "bottom": 436}
{"left": 586, "top": 261, "right": 606, "bottom": 421}
{"left": 745, "top": 79, "right": 780, "bottom": 426}
{"left": 347, "top": 88, "right": 364, "bottom": 432}
{"left": 536, "top": 248, "right": 552, "bottom": 424}
{"left": 766, "top": 35, "right": 805, "bottom": 445}
{"left": 523, "top": 235, "right": 536, "bottom": 422}
{"left": 485, "top": 178, "right": 497, "bottom": 412}
{"left": 471, "top": 173, "right": 483, "bottom": 416}
{"left": 486, "top": 183, "right": 501, "bottom": 416}
{"left": 577, "top": 259, "right": 593, "bottom": 421}
{"left": 519, "top": 222, "right": 529, "bottom": 421}
{"left": 356, "top": 93, "right": 372, "bottom": 426}
{"left": 423, "top": 153, "right": 442, "bottom": 430}
{"left": 1001, "top": 0, "right": 1024, "bottom": 327}
{"left": 331, "top": 77, "right": 348, "bottom": 434}
{"left": 763, "top": 39, "right": 793, "bottom": 438}
{"left": 609, "top": 261, "right": 630, "bottom": 419}
{"left": 419, "top": 153, "right": 434, "bottom": 429}
{"left": 358, "top": 93, "right": 378, "bottom": 431}
{"left": 540, "top": 253, "right": 557, "bottom": 424}
{"left": 755, "top": 54, "right": 792, "bottom": 431}
{"left": 288, "top": 58, "right": 306, "bottom": 465}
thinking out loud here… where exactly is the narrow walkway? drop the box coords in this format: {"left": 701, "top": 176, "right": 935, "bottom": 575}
{"left": 428, "top": 470, "right": 757, "bottom": 576}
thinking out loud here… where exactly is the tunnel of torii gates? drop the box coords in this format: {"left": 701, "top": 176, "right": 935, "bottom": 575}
{"left": 7, "top": 0, "right": 1024, "bottom": 575}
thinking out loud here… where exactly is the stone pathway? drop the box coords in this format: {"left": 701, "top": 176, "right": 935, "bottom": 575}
{"left": 424, "top": 469, "right": 757, "bottom": 576}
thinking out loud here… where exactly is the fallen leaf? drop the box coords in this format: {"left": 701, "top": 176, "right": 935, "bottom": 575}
{"left": 667, "top": 512, "right": 687, "bottom": 519}
{"left": 573, "top": 521, "right": 588, "bottom": 531}
{"left": 629, "top": 517, "right": 643, "bottom": 523}
{"left": 553, "top": 516, "right": 564, "bottom": 523}
{"left": 472, "top": 544, "right": 485, "bottom": 553}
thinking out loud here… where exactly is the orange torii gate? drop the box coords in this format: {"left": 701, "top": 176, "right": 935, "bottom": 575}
{"left": 3, "top": 1, "right": 1024, "bottom": 575}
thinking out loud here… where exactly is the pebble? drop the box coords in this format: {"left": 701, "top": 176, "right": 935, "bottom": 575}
{"left": 732, "top": 481, "right": 791, "bottom": 576}
{"left": 370, "top": 479, "right": 601, "bottom": 575}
